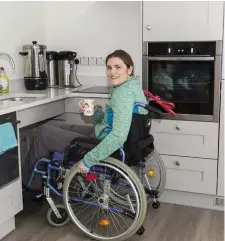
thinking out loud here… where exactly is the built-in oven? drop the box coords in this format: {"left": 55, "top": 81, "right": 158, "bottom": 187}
{"left": 142, "top": 41, "right": 222, "bottom": 122}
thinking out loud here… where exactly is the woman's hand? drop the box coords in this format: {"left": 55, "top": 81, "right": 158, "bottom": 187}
{"left": 77, "top": 160, "right": 90, "bottom": 174}
{"left": 94, "top": 104, "right": 102, "bottom": 112}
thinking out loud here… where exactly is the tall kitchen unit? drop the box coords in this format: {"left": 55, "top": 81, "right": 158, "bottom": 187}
{"left": 217, "top": 6, "right": 225, "bottom": 197}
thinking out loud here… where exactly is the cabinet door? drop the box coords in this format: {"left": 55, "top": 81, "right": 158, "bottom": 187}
{"left": 150, "top": 120, "right": 219, "bottom": 159}
{"left": 217, "top": 80, "right": 224, "bottom": 196}
{"left": 143, "top": 1, "right": 223, "bottom": 41}
{"left": 160, "top": 155, "right": 217, "bottom": 195}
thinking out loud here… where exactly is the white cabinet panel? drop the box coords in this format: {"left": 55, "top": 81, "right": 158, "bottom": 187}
{"left": 151, "top": 120, "right": 219, "bottom": 159}
{"left": 0, "top": 179, "right": 23, "bottom": 226}
{"left": 143, "top": 1, "right": 223, "bottom": 41}
{"left": 17, "top": 100, "right": 65, "bottom": 128}
{"left": 161, "top": 155, "right": 217, "bottom": 195}
{"left": 217, "top": 80, "right": 224, "bottom": 196}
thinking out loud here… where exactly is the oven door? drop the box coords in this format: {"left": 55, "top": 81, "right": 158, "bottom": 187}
{"left": 142, "top": 56, "right": 221, "bottom": 122}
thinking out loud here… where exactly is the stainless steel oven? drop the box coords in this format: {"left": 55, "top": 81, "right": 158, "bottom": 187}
{"left": 142, "top": 41, "right": 222, "bottom": 122}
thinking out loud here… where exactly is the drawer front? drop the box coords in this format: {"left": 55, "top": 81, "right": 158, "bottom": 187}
{"left": 17, "top": 100, "right": 65, "bottom": 128}
{"left": 150, "top": 120, "right": 219, "bottom": 159}
{"left": 65, "top": 97, "right": 109, "bottom": 113}
{"left": 0, "top": 179, "right": 23, "bottom": 225}
{"left": 161, "top": 155, "right": 217, "bottom": 195}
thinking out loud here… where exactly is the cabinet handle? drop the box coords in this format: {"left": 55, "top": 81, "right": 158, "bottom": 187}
{"left": 176, "top": 125, "right": 181, "bottom": 130}
{"left": 17, "top": 120, "right": 21, "bottom": 124}
{"left": 146, "top": 25, "right": 152, "bottom": 30}
{"left": 175, "top": 161, "right": 180, "bottom": 166}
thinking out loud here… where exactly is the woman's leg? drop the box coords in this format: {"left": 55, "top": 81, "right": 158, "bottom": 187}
{"left": 22, "top": 123, "right": 94, "bottom": 189}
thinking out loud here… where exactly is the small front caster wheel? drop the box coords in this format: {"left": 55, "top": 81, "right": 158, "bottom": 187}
{"left": 47, "top": 204, "right": 70, "bottom": 227}
{"left": 152, "top": 200, "right": 160, "bottom": 209}
{"left": 136, "top": 226, "right": 145, "bottom": 235}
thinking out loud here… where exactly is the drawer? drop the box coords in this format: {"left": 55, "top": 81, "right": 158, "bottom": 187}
{"left": 161, "top": 155, "right": 217, "bottom": 195}
{"left": 17, "top": 100, "right": 65, "bottom": 128}
{"left": 65, "top": 97, "right": 109, "bottom": 113}
{"left": 150, "top": 120, "right": 219, "bottom": 159}
{"left": 0, "top": 179, "right": 23, "bottom": 225}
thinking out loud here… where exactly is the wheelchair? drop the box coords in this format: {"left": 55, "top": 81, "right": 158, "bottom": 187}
{"left": 25, "top": 102, "right": 166, "bottom": 241}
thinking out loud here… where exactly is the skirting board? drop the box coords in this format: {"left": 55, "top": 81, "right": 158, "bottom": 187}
{"left": 159, "top": 189, "right": 224, "bottom": 211}
{"left": 0, "top": 217, "right": 15, "bottom": 240}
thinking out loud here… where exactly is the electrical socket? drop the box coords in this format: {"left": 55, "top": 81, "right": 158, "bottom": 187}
{"left": 89, "top": 57, "right": 96, "bottom": 66}
{"left": 80, "top": 57, "right": 89, "bottom": 65}
{"left": 97, "top": 57, "right": 106, "bottom": 66}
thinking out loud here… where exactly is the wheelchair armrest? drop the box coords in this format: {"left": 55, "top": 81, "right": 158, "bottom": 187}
{"left": 137, "top": 134, "right": 154, "bottom": 149}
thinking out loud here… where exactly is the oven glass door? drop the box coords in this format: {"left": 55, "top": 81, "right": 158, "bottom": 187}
{"left": 148, "top": 59, "right": 214, "bottom": 115}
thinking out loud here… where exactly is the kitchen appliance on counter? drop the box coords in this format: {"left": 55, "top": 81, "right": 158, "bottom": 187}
{"left": 58, "top": 51, "right": 77, "bottom": 87}
{"left": 46, "top": 51, "right": 59, "bottom": 86}
{"left": 142, "top": 41, "right": 222, "bottom": 122}
{"left": 19, "top": 41, "right": 47, "bottom": 90}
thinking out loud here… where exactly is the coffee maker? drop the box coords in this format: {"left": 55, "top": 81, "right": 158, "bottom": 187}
{"left": 19, "top": 41, "right": 48, "bottom": 90}
{"left": 58, "top": 51, "right": 77, "bottom": 87}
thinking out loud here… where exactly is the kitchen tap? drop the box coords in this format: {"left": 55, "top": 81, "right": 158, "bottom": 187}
{"left": 0, "top": 52, "right": 15, "bottom": 69}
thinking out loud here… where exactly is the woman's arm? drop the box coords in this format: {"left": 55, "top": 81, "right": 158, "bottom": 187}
{"left": 82, "top": 88, "right": 134, "bottom": 168}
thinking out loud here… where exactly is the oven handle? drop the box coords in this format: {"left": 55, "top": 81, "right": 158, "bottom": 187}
{"left": 143, "top": 56, "right": 214, "bottom": 61}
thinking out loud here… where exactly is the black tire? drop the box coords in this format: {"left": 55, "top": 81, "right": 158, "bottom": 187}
{"left": 152, "top": 201, "right": 160, "bottom": 209}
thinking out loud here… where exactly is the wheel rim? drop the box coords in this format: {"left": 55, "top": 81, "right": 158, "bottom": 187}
{"left": 64, "top": 162, "right": 141, "bottom": 240}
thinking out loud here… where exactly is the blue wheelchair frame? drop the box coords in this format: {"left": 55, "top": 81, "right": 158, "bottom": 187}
{"left": 27, "top": 102, "right": 149, "bottom": 213}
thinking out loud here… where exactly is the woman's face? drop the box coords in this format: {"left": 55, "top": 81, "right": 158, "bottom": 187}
{"left": 106, "top": 57, "right": 133, "bottom": 86}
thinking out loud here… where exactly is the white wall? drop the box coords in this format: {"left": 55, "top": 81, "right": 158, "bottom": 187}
{"left": 0, "top": 1, "right": 45, "bottom": 81}
{"left": 44, "top": 1, "right": 140, "bottom": 85}
{"left": 0, "top": 2, "right": 45, "bottom": 79}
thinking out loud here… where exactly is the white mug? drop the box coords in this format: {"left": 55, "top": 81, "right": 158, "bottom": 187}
{"left": 79, "top": 99, "right": 95, "bottom": 116}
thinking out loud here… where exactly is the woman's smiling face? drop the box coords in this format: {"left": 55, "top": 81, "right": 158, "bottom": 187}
{"left": 106, "top": 57, "right": 133, "bottom": 86}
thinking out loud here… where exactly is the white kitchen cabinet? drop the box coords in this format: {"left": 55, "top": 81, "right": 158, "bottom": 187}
{"left": 217, "top": 80, "right": 224, "bottom": 196}
{"left": 17, "top": 100, "right": 65, "bottom": 128}
{"left": 0, "top": 179, "right": 23, "bottom": 227}
{"left": 143, "top": 1, "right": 224, "bottom": 41}
{"left": 150, "top": 120, "right": 219, "bottom": 159}
{"left": 159, "top": 155, "right": 217, "bottom": 195}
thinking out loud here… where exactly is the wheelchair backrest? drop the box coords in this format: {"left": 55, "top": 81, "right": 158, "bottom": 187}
{"left": 123, "top": 112, "right": 154, "bottom": 166}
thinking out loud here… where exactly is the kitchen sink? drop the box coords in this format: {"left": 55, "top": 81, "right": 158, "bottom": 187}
{"left": 1, "top": 97, "right": 37, "bottom": 102}
{"left": 0, "top": 94, "right": 45, "bottom": 105}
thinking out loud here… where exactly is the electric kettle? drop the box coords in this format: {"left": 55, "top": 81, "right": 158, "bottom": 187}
{"left": 19, "top": 41, "right": 48, "bottom": 90}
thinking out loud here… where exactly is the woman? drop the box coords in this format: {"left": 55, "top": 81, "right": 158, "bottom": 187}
{"left": 22, "top": 50, "right": 147, "bottom": 189}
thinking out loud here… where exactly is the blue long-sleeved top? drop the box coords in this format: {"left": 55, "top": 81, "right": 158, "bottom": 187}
{"left": 82, "top": 76, "right": 147, "bottom": 168}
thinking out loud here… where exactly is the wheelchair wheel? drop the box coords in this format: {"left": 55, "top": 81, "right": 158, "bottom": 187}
{"left": 63, "top": 157, "right": 147, "bottom": 241}
{"left": 47, "top": 204, "right": 70, "bottom": 227}
{"left": 142, "top": 149, "right": 166, "bottom": 198}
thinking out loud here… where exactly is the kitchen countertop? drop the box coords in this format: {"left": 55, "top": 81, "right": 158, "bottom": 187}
{"left": 0, "top": 86, "right": 110, "bottom": 115}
